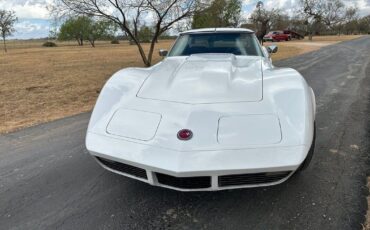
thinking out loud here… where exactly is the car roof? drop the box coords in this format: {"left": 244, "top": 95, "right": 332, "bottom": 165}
{"left": 180, "top": 28, "right": 254, "bottom": 35}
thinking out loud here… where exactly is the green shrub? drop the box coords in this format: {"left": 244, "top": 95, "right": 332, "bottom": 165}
{"left": 111, "top": 39, "right": 120, "bottom": 44}
{"left": 42, "top": 41, "right": 57, "bottom": 47}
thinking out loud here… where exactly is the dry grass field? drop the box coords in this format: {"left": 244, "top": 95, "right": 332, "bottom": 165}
{"left": 0, "top": 40, "right": 173, "bottom": 133}
{"left": 265, "top": 35, "right": 362, "bottom": 60}
{"left": 0, "top": 35, "right": 363, "bottom": 134}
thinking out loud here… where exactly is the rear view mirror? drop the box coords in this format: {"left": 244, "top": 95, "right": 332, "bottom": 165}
{"left": 266, "top": 45, "right": 278, "bottom": 53}
{"left": 159, "top": 49, "right": 168, "bottom": 57}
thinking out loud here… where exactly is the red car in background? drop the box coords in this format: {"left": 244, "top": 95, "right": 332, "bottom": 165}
{"left": 263, "top": 31, "right": 291, "bottom": 42}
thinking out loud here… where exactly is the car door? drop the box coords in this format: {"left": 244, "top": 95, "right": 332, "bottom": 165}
{"left": 276, "top": 32, "right": 283, "bottom": 41}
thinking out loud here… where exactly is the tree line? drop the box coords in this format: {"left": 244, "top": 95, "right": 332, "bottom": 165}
{"left": 57, "top": 16, "right": 118, "bottom": 47}
{"left": 248, "top": 0, "right": 370, "bottom": 42}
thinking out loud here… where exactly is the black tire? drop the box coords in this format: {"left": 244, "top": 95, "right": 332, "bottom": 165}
{"left": 297, "top": 123, "right": 316, "bottom": 171}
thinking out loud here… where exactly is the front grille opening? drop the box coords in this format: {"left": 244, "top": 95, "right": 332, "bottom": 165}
{"left": 96, "top": 157, "right": 147, "bottom": 179}
{"left": 156, "top": 173, "right": 211, "bottom": 189}
{"left": 219, "top": 171, "right": 291, "bottom": 187}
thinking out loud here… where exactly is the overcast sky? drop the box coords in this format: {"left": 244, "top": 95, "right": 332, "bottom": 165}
{"left": 1, "top": 0, "right": 369, "bottom": 39}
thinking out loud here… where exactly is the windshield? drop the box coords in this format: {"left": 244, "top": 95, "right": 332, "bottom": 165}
{"left": 168, "top": 32, "right": 263, "bottom": 57}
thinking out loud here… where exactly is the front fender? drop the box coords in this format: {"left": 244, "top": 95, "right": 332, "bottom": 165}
{"left": 87, "top": 67, "right": 150, "bottom": 133}
{"left": 263, "top": 67, "right": 316, "bottom": 147}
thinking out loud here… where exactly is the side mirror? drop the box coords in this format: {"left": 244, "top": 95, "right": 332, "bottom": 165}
{"left": 159, "top": 49, "right": 168, "bottom": 57}
{"left": 266, "top": 45, "right": 278, "bottom": 54}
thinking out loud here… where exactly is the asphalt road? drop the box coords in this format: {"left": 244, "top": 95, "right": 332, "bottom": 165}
{"left": 1, "top": 36, "right": 370, "bottom": 230}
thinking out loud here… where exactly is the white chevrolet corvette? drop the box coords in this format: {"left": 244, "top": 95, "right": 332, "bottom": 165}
{"left": 86, "top": 28, "right": 316, "bottom": 191}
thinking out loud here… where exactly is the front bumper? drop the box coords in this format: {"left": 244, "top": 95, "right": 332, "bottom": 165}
{"left": 86, "top": 132, "right": 309, "bottom": 191}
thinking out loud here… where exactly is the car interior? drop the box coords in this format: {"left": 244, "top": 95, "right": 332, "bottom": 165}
{"left": 172, "top": 33, "right": 261, "bottom": 56}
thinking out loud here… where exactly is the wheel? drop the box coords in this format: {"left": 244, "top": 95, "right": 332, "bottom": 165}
{"left": 297, "top": 123, "right": 316, "bottom": 171}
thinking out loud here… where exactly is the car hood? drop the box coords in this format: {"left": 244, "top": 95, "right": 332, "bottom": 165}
{"left": 137, "top": 54, "right": 263, "bottom": 104}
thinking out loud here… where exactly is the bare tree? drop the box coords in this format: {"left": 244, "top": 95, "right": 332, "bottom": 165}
{"left": 299, "top": 0, "right": 360, "bottom": 37}
{"left": 343, "top": 6, "right": 359, "bottom": 34}
{"left": 358, "top": 15, "right": 370, "bottom": 34}
{"left": 322, "top": 0, "right": 345, "bottom": 29}
{"left": 52, "top": 0, "right": 208, "bottom": 66}
{"left": 321, "top": 0, "right": 346, "bottom": 35}
{"left": 271, "top": 13, "right": 290, "bottom": 31}
{"left": 299, "top": 0, "right": 325, "bottom": 40}
{"left": 249, "top": 1, "right": 279, "bottom": 44}
{"left": 289, "top": 15, "right": 308, "bottom": 35}
{"left": 0, "top": 10, "right": 17, "bottom": 53}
